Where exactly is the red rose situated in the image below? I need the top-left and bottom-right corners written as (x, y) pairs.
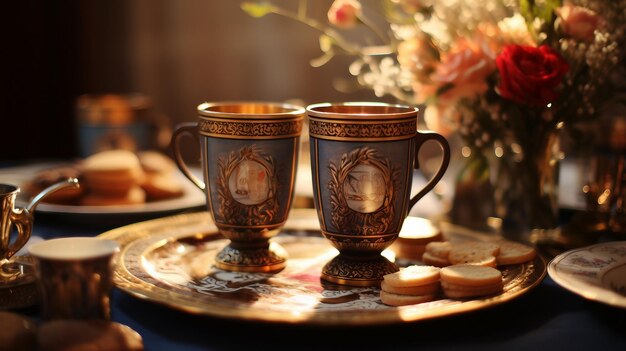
top-left (496, 45), bottom-right (569, 107)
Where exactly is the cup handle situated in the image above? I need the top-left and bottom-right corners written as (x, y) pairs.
top-left (171, 122), bottom-right (206, 191)
top-left (408, 131), bottom-right (451, 210)
top-left (26, 177), bottom-right (79, 212)
top-left (5, 210), bottom-right (32, 261)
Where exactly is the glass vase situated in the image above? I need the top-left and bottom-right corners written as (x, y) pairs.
top-left (449, 152), bottom-right (494, 230)
top-left (489, 129), bottom-right (561, 243)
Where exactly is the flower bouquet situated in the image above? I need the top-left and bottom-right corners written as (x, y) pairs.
top-left (242, 0), bottom-right (626, 237)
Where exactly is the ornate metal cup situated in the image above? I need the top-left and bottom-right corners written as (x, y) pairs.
top-left (29, 237), bottom-right (120, 320)
top-left (307, 102), bottom-right (450, 286)
top-left (1, 179), bottom-right (79, 267)
top-left (172, 102), bottom-right (304, 273)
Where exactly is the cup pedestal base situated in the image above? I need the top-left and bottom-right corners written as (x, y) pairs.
top-left (0, 258), bottom-right (38, 309)
top-left (215, 241), bottom-right (287, 273)
top-left (321, 254), bottom-right (398, 287)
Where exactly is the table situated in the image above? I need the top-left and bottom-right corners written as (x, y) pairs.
top-left (11, 211), bottom-right (626, 351)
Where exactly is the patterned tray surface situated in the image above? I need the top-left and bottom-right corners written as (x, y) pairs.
top-left (100, 209), bottom-right (546, 325)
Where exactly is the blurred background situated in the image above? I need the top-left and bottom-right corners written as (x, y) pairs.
top-left (3, 0), bottom-right (624, 246)
top-left (3, 0), bottom-right (383, 162)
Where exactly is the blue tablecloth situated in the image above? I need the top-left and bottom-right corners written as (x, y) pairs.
top-left (14, 212), bottom-right (626, 351)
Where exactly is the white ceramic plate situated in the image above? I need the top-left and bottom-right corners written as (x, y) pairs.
top-left (0, 162), bottom-right (206, 218)
top-left (548, 241), bottom-right (626, 309)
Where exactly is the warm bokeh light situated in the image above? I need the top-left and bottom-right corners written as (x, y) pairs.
top-left (461, 146), bottom-right (472, 158)
top-left (399, 217), bottom-right (440, 239)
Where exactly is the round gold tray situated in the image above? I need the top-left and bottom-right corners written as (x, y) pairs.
top-left (100, 209), bottom-right (546, 325)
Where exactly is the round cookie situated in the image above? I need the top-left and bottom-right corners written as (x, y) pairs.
top-left (138, 151), bottom-right (176, 175)
top-left (37, 320), bottom-right (143, 351)
top-left (392, 217), bottom-right (443, 260)
top-left (380, 290), bottom-right (436, 306)
top-left (82, 150), bottom-right (144, 196)
top-left (442, 280), bottom-right (504, 298)
top-left (448, 248), bottom-right (497, 267)
top-left (380, 280), bottom-right (440, 296)
top-left (452, 242), bottom-right (500, 256)
top-left (424, 241), bottom-right (453, 259)
top-left (391, 242), bottom-right (427, 261)
top-left (421, 251), bottom-right (451, 267)
top-left (441, 280), bottom-right (504, 292)
top-left (141, 174), bottom-right (184, 201)
top-left (81, 186), bottom-right (146, 206)
top-left (448, 242), bottom-right (500, 267)
top-left (440, 264), bottom-right (502, 287)
top-left (496, 241), bottom-right (537, 265)
top-left (383, 265), bottom-right (440, 287)
top-left (0, 311), bottom-right (37, 351)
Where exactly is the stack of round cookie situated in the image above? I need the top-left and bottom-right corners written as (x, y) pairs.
top-left (379, 265), bottom-right (441, 306)
top-left (390, 217), bottom-right (443, 260)
top-left (422, 240), bottom-right (536, 268)
top-left (25, 150), bottom-right (185, 206)
top-left (81, 150), bottom-right (146, 206)
top-left (138, 151), bottom-right (184, 201)
top-left (440, 264), bottom-right (504, 299)
top-left (380, 239), bottom-right (536, 306)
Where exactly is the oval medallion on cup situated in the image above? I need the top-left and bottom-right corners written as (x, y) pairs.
top-left (228, 160), bottom-right (270, 205)
top-left (344, 161), bottom-right (387, 213)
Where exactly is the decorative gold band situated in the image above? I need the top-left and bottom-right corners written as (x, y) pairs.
top-left (199, 117), bottom-right (303, 139)
top-left (308, 118), bottom-right (416, 141)
top-left (321, 231), bottom-right (399, 239)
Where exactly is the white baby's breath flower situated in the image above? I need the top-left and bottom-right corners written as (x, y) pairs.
top-left (361, 57), bottom-right (412, 97)
top-left (497, 14), bottom-right (535, 45)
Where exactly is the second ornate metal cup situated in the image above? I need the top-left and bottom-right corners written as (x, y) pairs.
top-left (172, 102), bottom-right (304, 273)
top-left (307, 102), bottom-right (450, 286)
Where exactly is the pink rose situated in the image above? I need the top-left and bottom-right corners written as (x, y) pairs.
top-left (496, 45), bottom-right (570, 107)
top-left (556, 3), bottom-right (602, 42)
top-left (428, 38), bottom-right (496, 104)
top-left (327, 0), bottom-right (362, 29)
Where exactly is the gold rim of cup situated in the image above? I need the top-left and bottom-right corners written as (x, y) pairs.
top-left (198, 101), bottom-right (305, 119)
top-left (306, 101), bottom-right (418, 120)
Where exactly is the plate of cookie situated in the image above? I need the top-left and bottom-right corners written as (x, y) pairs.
top-left (1, 150), bottom-right (205, 219)
top-left (548, 241), bottom-right (626, 309)
top-left (101, 209), bottom-right (546, 325)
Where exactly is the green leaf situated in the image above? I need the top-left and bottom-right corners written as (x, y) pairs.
top-left (538, 0), bottom-right (561, 23)
top-left (241, 1), bottom-right (276, 18)
top-left (519, 0), bottom-right (561, 36)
